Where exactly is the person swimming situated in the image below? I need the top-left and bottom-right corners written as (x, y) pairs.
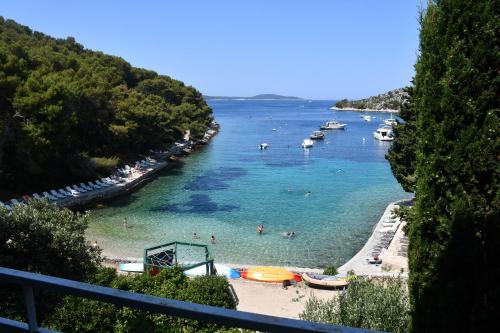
top-left (210, 235), bottom-right (216, 244)
top-left (257, 224), bottom-right (264, 234)
top-left (193, 232), bottom-right (200, 239)
top-left (282, 231), bottom-right (295, 238)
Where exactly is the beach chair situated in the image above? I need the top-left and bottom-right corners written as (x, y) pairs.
top-left (43, 192), bottom-right (58, 201)
top-left (79, 183), bottom-right (93, 191)
top-left (66, 186), bottom-right (81, 195)
top-left (10, 198), bottom-right (24, 206)
top-left (106, 177), bottom-right (119, 184)
top-left (72, 185), bottom-right (86, 193)
top-left (51, 189), bottom-right (66, 199)
top-left (58, 189), bottom-right (71, 197)
top-left (95, 180), bottom-right (108, 187)
top-left (0, 201), bottom-right (12, 210)
top-left (88, 181), bottom-right (101, 190)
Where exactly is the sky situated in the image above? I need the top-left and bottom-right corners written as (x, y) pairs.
top-left (1, 1), bottom-right (422, 99)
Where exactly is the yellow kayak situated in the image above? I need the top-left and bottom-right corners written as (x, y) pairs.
top-left (241, 266), bottom-right (299, 282)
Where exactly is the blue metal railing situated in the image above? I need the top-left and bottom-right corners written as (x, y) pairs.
top-left (0, 267), bottom-right (380, 333)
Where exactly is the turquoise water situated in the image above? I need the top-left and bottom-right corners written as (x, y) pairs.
top-left (87, 100), bottom-right (407, 268)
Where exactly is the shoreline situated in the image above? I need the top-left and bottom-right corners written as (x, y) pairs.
top-left (101, 198), bottom-right (412, 277)
top-left (48, 121), bottom-right (220, 210)
top-left (329, 106), bottom-right (399, 113)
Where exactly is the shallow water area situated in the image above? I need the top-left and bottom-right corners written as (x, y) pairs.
top-left (87, 100), bottom-right (407, 268)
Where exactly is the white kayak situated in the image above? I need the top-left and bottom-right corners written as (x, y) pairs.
top-left (184, 263), bottom-right (240, 279)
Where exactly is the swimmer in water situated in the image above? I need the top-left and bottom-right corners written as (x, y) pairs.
top-left (210, 235), bottom-right (216, 244)
top-left (193, 232), bottom-right (200, 239)
top-left (283, 231), bottom-right (295, 238)
top-left (257, 224), bottom-right (264, 234)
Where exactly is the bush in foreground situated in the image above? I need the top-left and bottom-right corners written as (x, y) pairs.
top-left (300, 276), bottom-right (409, 333)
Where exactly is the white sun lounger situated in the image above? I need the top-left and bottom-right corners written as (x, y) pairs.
top-left (43, 192), bottom-right (58, 201)
top-left (96, 180), bottom-right (109, 187)
top-left (66, 186), bottom-right (80, 195)
top-left (79, 183), bottom-right (93, 191)
top-left (72, 185), bottom-right (86, 193)
top-left (88, 181), bottom-right (101, 190)
top-left (0, 201), bottom-right (12, 210)
top-left (50, 190), bottom-right (65, 199)
top-left (58, 189), bottom-right (71, 197)
top-left (32, 193), bottom-right (44, 200)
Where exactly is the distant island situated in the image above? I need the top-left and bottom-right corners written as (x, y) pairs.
top-left (204, 94), bottom-right (303, 100)
top-left (331, 88), bottom-right (409, 112)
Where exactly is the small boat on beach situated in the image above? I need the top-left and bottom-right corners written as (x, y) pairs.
top-left (320, 120), bottom-right (346, 130)
top-left (184, 263), bottom-right (240, 279)
top-left (302, 138), bottom-right (314, 148)
top-left (241, 266), bottom-right (301, 283)
top-left (373, 125), bottom-right (394, 141)
top-left (301, 272), bottom-right (349, 289)
top-left (310, 131), bottom-right (325, 140)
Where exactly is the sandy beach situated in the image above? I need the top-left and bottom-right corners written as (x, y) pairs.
top-left (101, 198), bottom-right (411, 319)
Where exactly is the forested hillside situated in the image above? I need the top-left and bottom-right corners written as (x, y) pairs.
top-left (334, 88), bottom-right (409, 110)
top-left (0, 17), bottom-right (213, 197)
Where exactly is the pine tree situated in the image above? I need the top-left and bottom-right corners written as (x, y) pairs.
top-left (409, 1), bottom-right (499, 331)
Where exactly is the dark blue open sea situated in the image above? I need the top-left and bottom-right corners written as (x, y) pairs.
top-left (87, 100), bottom-right (407, 268)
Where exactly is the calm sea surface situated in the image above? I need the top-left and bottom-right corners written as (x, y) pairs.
top-left (87, 100), bottom-right (407, 268)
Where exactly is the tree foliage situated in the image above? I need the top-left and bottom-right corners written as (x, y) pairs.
top-left (386, 86), bottom-right (417, 192)
top-left (300, 277), bottom-right (410, 333)
top-left (45, 267), bottom-right (237, 333)
top-left (0, 17), bottom-right (213, 196)
top-left (408, 1), bottom-right (500, 331)
top-left (0, 200), bottom-right (101, 321)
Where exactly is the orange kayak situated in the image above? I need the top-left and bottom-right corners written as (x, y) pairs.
top-left (241, 266), bottom-right (301, 283)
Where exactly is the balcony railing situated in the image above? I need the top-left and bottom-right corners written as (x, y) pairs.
top-left (0, 267), bottom-right (381, 333)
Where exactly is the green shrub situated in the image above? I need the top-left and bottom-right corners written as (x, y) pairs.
top-left (300, 276), bottom-right (410, 333)
top-left (0, 201), bottom-right (101, 321)
top-left (323, 265), bottom-right (338, 276)
top-left (90, 156), bottom-right (120, 173)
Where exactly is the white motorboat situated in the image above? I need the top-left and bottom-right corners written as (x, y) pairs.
top-left (259, 143), bottom-right (268, 150)
top-left (373, 126), bottom-right (394, 141)
top-left (362, 115), bottom-right (372, 122)
top-left (310, 131), bottom-right (325, 140)
top-left (302, 139), bottom-right (314, 148)
top-left (320, 120), bottom-right (347, 130)
top-left (384, 115), bottom-right (397, 126)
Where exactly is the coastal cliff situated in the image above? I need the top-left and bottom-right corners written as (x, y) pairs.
top-left (333, 88), bottom-right (409, 111)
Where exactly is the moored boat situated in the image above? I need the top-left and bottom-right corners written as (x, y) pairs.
top-left (320, 120), bottom-right (347, 130)
top-left (310, 131), bottom-right (325, 140)
top-left (384, 115), bottom-right (397, 126)
top-left (373, 125), bottom-right (394, 141)
top-left (302, 138), bottom-right (314, 148)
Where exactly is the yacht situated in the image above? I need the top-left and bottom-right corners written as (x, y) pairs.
top-left (302, 139), bottom-right (314, 148)
top-left (310, 131), bottom-right (325, 140)
top-left (320, 120), bottom-right (347, 130)
top-left (384, 115), bottom-right (397, 126)
top-left (373, 126), bottom-right (394, 141)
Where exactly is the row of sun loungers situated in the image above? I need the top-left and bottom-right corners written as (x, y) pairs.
top-left (367, 217), bottom-right (402, 264)
top-left (0, 158), bottom-right (160, 211)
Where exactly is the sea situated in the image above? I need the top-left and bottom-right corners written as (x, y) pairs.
top-left (87, 100), bottom-right (408, 268)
